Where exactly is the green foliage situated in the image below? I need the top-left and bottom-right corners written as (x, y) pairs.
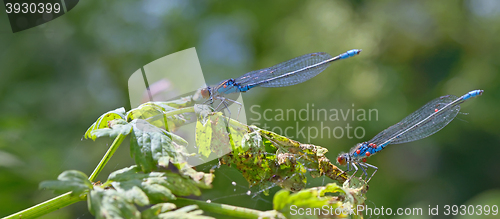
top-left (141, 203), bottom-right (177, 219)
top-left (89, 119), bottom-right (133, 139)
top-left (41, 165), bottom-right (213, 218)
top-left (89, 187), bottom-right (142, 219)
top-left (273, 183), bottom-right (367, 219)
top-left (85, 108), bottom-right (128, 140)
top-left (85, 104), bottom-right (192, 173)
top-left (3, 1), bottom-right (499, 217)
top-left (37, 101), bottom-right (359, 219)
top-left (87, 165), bottom-right (213, 218)
top-left (195, 113), bottom-right (213, 158)
top-left (195, 110), bottom-right (247, 158)
top-left (37, 102), bottom-right (219, 219)
top-left (193, 108), bottom-right (350, 195)
top-left (39, 170), bottom-right (93, 195)
top-left (128, 119), bottom-right (191, 172)
top-left (127, 102), bottom-right (189, 131)
top-left (108, 165), bottom-right (212, 204)
top-left (142, 204), bottom-right (213, 219)
top-left (218, 122), bottom-right (348, 194)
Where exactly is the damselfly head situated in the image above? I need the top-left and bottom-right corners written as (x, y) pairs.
top-left (200, 87), bottom-right (211, 99)
top-left (336, 153), bottom-right (348, 166)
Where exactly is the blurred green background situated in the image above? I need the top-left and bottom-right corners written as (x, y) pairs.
top-left (1, 0), bottom-right (499, 218)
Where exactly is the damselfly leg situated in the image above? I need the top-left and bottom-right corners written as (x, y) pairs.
top-left (221, 97), bottom-right (243, 119)
top-left (358, 162), bottom-right (378, 183)
top-left (345, 161), bottom-right (378, 183)
top-left (211, 94), bottom-right (243, 120)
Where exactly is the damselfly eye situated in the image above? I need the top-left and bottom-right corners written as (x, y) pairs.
top-left (200, 88), bottom-right (210, 99)
top-left (337, 155), bottom-right (346, 165)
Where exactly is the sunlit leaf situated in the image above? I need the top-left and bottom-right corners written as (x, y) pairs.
top-left (155, 95), bottom-right (196, 109)
top-left (209, 114), bottom-right (232, 156)
top-left (195, 114), bottom-right (212, 158)
top-left (39, 170), bottom-right (93, 195)
top-left (227, 121), bottom-right (247, 150)
top-left (195, 111), bottom-right (248, 158)
top-left (127, 103), bottom-right (174, 122)
top-left (84, 107), bottom-right (127, 140)
top-left (127, 102), bottom-right (188, 131)
top-left (89, 119), bottom-right (133, 139)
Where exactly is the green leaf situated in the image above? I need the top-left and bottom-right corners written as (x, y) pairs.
top-left (89, 166), bottom-right (214, 219)
top-left (142, 204), bottom-right (213, 219)
top-left (129, 119), bottom-right (190, 172)
top-left (90, 119), bottom-right (133, 139)
top-left (106, 165), bottom-right (213, 205)
top-left (85, 107), bottom-right (127, 140)
top-left (195, 111), bottom-right (248, 158)
top-left (127, 102), bottom-right (187, 131)
top-left (227, 121), bottom-right (246, 150)
top-left (141, 203), bottom-right (176, 219)
top-left (108, 165), bottom-right (149, 181)
top-left (39, 170), bottom-right (93, 195)
top-left (219, 126), bottom-right (348, 194)
top-left (193, 104), bottom-right (212, 119)
top-left (160, 172), bottom-right (203, 197)
top-left (155, 94), bottom-right (196, 108)
top-left (127, 103), bottom-right (173, 122)
top-left (273, 183), bottom-right (365, 219)
top-left (195, 114), bottom-right (212, 158)
top-left (209, 114), bottom-right (232, 156)
top-left (175, 165), bottom-right (214, 190)
top-left (89, 187), bottom-right (141, 219)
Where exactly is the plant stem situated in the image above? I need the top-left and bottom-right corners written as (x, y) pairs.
top-left (2, 106), bottom-right (200, 219)
top-left (89, 107), bottom-right (194, 182)
top-left (2, 133), bottom-right (126, 219)
top-left (172, 197), bottom-right (267, 219)
top-left (88, 133), bottom-right (126, 181)
top-left (2, 192), bottom-right (86, 219)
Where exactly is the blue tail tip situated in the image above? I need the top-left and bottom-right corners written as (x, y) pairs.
top-left (472, 89), bottom-right (484, 96)
top-left (342, 49), bottom-right (362, 59)
top-left (463, 89), bottom-right (483, 100)
top-left (348, 49), bottom-right (362, 55)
